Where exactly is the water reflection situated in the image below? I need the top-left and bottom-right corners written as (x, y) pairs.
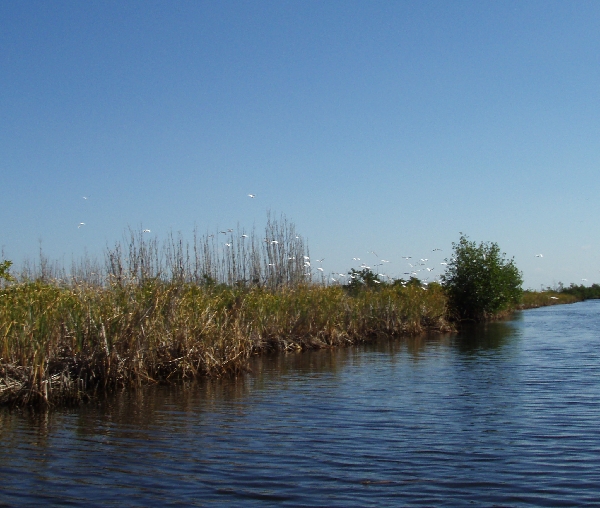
top-left (452, 317), bottom-right (520, 355)
top-left (2, 302), bottom-right (600, 507)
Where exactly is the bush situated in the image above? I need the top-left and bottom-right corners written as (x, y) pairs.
top-left (0, 260), bottom-right (14, 283)
top-left (441, 235), bottom-right (523, 322)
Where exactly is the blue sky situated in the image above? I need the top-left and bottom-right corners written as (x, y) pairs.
top-left (1, 0), bottom-right (599, 289)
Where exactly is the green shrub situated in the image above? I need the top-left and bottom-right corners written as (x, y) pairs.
top-left (441, 235), bottom-right (523, 322)
top-left (0, 260), bottom-right (14, 283)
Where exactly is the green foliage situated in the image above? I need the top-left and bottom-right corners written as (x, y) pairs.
top-left (345, 268), bottom-right (382, 294)
top-left (441, 235), bottom-right (523, 322)
top-left (560, 283), bottom-right (600, 300)
top-left (0, 260), bottom-right (14, 283)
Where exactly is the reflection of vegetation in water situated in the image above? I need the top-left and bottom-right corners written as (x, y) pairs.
top-left (453, 320), bottom-right (519, 355)
top-left (0, 275), bottom-right (450, 408)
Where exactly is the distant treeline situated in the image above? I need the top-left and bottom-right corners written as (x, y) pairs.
top-left (558, 283), bottom-right (600, 301)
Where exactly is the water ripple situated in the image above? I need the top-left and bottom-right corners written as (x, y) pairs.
top-left (2, 300), bottom-right (600, 506)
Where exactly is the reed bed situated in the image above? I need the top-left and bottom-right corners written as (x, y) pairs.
top-left (0, 280), bottom-right (451, 408)
top-left (1, 216), bottom-right (451, 408)
top-left (518, 290), bottom-right (579, 309)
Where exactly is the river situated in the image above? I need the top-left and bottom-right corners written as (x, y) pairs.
top-left (1, 300), bottom-right (600, 506)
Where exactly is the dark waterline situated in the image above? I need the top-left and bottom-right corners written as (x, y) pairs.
top-left (2, 301), bottom-right (600, 506)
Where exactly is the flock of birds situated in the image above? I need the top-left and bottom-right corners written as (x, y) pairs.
top-left (75, 193), bottom-right (594, 286)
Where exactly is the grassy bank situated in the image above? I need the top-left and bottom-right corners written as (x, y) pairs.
top-left (518, 290), bottom-right (580, 309)
top-left (0, 278), bottom-right (450, 408)
top-left (2, 220), bottom-right (592, 408)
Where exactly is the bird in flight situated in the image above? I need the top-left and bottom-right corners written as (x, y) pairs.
top-left (535, 254), bottom-right (543, 258)
top-left (143, 229), bottom-right (151, 233)
top-left (248, 194), bottom-right (255, 198)
top-left (78, 222), bottom-right (85, 228)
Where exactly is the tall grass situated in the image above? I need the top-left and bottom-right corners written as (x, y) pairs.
top-left (0, 281), bottom-right (450, 407)
top-left (1, 215), bottom-right (454, 407)
top-left (519, 290), bottom-right (579, 309)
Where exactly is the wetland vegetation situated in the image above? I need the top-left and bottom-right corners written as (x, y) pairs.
top-left (0, 220), bottom-right (594, 408)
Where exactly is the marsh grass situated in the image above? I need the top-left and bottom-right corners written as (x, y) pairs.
top-left (1, 216), bottom-right (451, 408)
top-left (0, 280), bottom-right (451, 408)
top-left (519, 290), bottom-right (579, 309)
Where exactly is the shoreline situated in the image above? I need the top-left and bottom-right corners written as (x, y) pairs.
top-left (0, 280), bottom-right (591, 410)
top-left (0, 280), bottom-right (451, 408)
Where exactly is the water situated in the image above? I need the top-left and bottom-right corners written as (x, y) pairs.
top-left (2, 301), bottom-right (600, 506)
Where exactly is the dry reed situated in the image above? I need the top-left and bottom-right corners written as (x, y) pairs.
top-left (1, 215), bottom-right (452, 408)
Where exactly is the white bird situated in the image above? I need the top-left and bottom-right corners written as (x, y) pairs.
top-left (381, 259), bottom-right (390, 263)
top-left (78, 222), bottom-right (85, 228)
top-left (317, 267), bottom-right (324, 272)
top-left (536, 254), bottom-right (543, 258)
top-left (271, 240), bottom-right (279, 244)
top-left (248, 194), bottom-right (255, 198)
top-left (373, 280), bottom-right (381, 284)
top-left (304, 261), bottom-right (311, 267)
top-left (143, 229), bottom-right (151, 233)
top-left (550, 296), bottom-right (559, 300)
top-left (440, 262), bottom-right (448, 265)
top-left (432, 248), bottom-right (442, 252)
top-left (242, 234), bottom-right (248, 238)
top-left (225, 243), bottom-right (232, 247)
top-left (353, 257), bottom-right (361, 261)
top-left (303, 256), bottom-right (310, 260)
top-left (82, 196), bottom-right (88, 200)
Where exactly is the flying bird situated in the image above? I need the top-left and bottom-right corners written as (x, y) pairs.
top-left (248, 194), bottom-right (255, 198)
top-left (78, 223), bottom-right (85, 228)
top-left (143, 229), bottom-right (151, 233)
top-left (536, 254), bottom-right (543, 258)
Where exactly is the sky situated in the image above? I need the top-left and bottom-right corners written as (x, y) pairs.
top-left (1, 0), bottom-right (599, 290)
